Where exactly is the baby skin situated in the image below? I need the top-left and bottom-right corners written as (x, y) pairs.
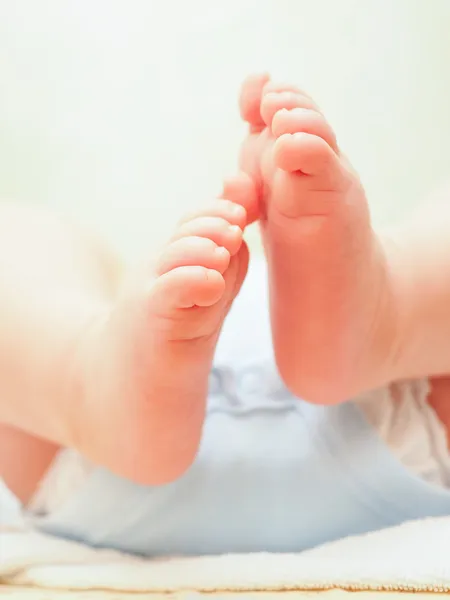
top-left (238, 74), bottom-right (450, 422)
top-left (4, 74), bottom-right (450, 501)
top-left (75, 176), bottom-right (258, 484)
top-left (72, 71), bottom-right (400, 486)
top-left (239, 74), bottom-right (400, 404)
top-left (0, 177), bottom-right (259, 496)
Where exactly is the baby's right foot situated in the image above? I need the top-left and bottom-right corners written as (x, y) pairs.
top-left (239, 75), bottom-right (402, 404)
top-left (70, 176), bottom-right (256, 485)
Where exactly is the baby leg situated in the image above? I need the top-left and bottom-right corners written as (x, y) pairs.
top-left (0, 176), bottom-right (257, 502)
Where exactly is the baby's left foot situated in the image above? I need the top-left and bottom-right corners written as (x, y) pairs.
top-left (239, 75), bottom-right (401, 403)
top-left (69, 177), bottom-right (255, 485)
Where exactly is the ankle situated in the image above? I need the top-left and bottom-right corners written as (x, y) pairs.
top-left (343, 232), bottom-right (410, 396)
top-left (370, 233), bottom-right (408, 383)
top-left (378, 227), bottom-right (437, 384)
top-left (60, 304), bottom-right (112, 452)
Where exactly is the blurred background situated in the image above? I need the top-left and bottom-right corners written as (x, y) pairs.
top-left (1, 0), bottom-right (450, 514)
top-left (1, 0), bottom-right (450, 261)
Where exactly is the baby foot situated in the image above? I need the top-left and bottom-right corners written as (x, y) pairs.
top-left (72, 175), bottom-right (256, 484)
top-left (239, 75), bottom-right (400, 404)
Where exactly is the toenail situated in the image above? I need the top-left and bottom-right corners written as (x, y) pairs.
top-left (231, 204), bottom-right (246, 218)
top-left (228, 225), bottom-right (242, 236)
top-left (214, 246), bottom-right (229, 258)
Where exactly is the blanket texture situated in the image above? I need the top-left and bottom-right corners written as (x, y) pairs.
top-left (0, 591), bottom-right (444, 599)
top-left (1, 517), bottom-right (450, 595)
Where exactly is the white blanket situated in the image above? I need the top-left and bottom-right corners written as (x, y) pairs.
top-left (1, 517), bottom-right (450, 594)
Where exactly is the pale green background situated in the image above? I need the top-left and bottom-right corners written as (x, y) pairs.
top-left (0, 0), bottom-right (449, 262)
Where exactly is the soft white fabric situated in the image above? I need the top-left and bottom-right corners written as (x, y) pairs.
top-left (2, 517), bottom-right (450, 593)
top-left (29, 378), bottom-right (450, 516)
top-left (30, 449), bottom-right (92, 516)
top-left (359, 379), bottom-right (450, 488)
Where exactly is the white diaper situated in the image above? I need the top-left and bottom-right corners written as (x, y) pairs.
top-left (360, 379), bottom-right (450, 488)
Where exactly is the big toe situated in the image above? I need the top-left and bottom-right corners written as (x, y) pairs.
top-left (270, 101), bottom-right (346, 191)
top-left (260, 84), bottom-right (321, 130)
